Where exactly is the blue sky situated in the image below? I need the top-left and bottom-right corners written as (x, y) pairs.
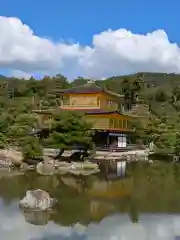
top-left (0, 0), bottom-right (180, 79)
top-left (1, 0), bottom-right (178, 44)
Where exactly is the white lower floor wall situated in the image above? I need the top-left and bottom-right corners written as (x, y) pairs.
top-left (117, 134), bottom-right (127, 148)
top-left (109, 132), bottom-right (127, 148)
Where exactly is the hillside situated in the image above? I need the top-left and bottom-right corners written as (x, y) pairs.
top-left (0, 74), bottom-right (7, 79)
top-left (0, 72), bottom-right (179, 114)
top-left (0, 72), bottom-right (179, 154)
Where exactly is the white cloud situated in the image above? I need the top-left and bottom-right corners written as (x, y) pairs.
top-left (10, 70), bottom-right (31, 80)
top-left (0, 198), bottom-right (180, 240)
top-left (0, 16), bottom-right (180, 79)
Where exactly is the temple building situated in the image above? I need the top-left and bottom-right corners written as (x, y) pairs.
top-left (34, 81), bottom-right (134, 149)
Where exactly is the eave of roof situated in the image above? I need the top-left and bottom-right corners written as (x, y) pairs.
top-left (60, 108), bottom-right (132, 117)
top-left (85, 110), bottom-right (123, 115)
top-left (33, 108), bottom-right (134, 118)
top-left (104, 89), bottom-right (124, 98)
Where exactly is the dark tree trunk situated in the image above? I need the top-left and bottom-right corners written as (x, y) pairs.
top-left (54, 148), bottom-right (65, 159)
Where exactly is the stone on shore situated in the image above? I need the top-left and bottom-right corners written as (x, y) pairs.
top-left (36, 160), bottom-right (100, 176)
top-left (0, 157), bottom-right (12, 168)
top-left (0, 148), bottom-right (23, 168)
top-left (20, 163), bottom-right (36, 171)
top-left (36, 158), bottom-right (56, 176)
top-left (4, 148), bottom-right (23, 166)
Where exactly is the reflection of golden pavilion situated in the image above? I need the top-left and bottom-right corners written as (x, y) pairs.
top-left (86, 178), bottom-right (133, 199)
top-left (60, 175), bottom-right (133, 199)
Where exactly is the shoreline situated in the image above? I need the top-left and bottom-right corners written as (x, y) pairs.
top-left (0, 147), bottom-right (157, 178)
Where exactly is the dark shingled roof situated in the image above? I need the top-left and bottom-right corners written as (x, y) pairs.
top-left (84, 110), bottom-right (133, 118)
top-left (61, 81), bottom-right (124, 98)
top-left (32, 108), bottom-right (134, 118)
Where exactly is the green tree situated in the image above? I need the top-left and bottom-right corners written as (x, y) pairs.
top-left (155, 87), bottom-right (172, 102)
top-left (72, 77), bottom-right (88, 86)
top-left (0, 113), bottom-right (14, 147)
top-left (21, 136), bottom-right (43, 160)
top-left (130, 118), bottom-right (150, 144)
top-left (44, 111), bottom-right (93, 150)
top-left (8, 113), bottom-right (39, 146)
top-left (175, 133), bottom-right (180, 156)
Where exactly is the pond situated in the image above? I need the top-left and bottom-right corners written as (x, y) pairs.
top-left (1, 162), bottom-right (180, 239)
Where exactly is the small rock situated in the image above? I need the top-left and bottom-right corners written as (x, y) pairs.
top-left (0, 158), bottom-right (12, 169)
top-left (20, 163), bottom-right (29, 171)
top-left (36, 162), bottom-right (56, 176)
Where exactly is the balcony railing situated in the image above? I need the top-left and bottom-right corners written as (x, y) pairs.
top-left (61, 104), bottom-right (119, 111)
top-left (61, 101), bottom-right (100, 109)
top-left (60, 102), bottom-right (100, 109)
top-left (87, 117), bottom-right (132, 131)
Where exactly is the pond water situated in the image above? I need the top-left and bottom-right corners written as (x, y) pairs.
top-left (1, 162), bottom-right (180, 239)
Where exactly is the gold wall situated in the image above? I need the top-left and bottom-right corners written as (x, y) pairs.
top-left (61, 93), bottom-right (120, 111)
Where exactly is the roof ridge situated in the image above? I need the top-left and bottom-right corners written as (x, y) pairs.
top-left (71, 80), bottom-right (100, 88)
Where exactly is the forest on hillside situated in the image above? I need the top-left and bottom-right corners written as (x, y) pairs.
top-left (1, 72), bottom-right (180, 112)
top-left (1, 72), bottom-right (180, 158)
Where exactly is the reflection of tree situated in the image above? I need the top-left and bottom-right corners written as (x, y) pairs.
top-left (86, 177), bottom-right (133, 199)
top-left (129, 162), bottom-right (180, 213)
top-left (128, 198), bottom-right (139, 223)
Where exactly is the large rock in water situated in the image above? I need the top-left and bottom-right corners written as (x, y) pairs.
top-left (19, 189), bottom-right (56, 211)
